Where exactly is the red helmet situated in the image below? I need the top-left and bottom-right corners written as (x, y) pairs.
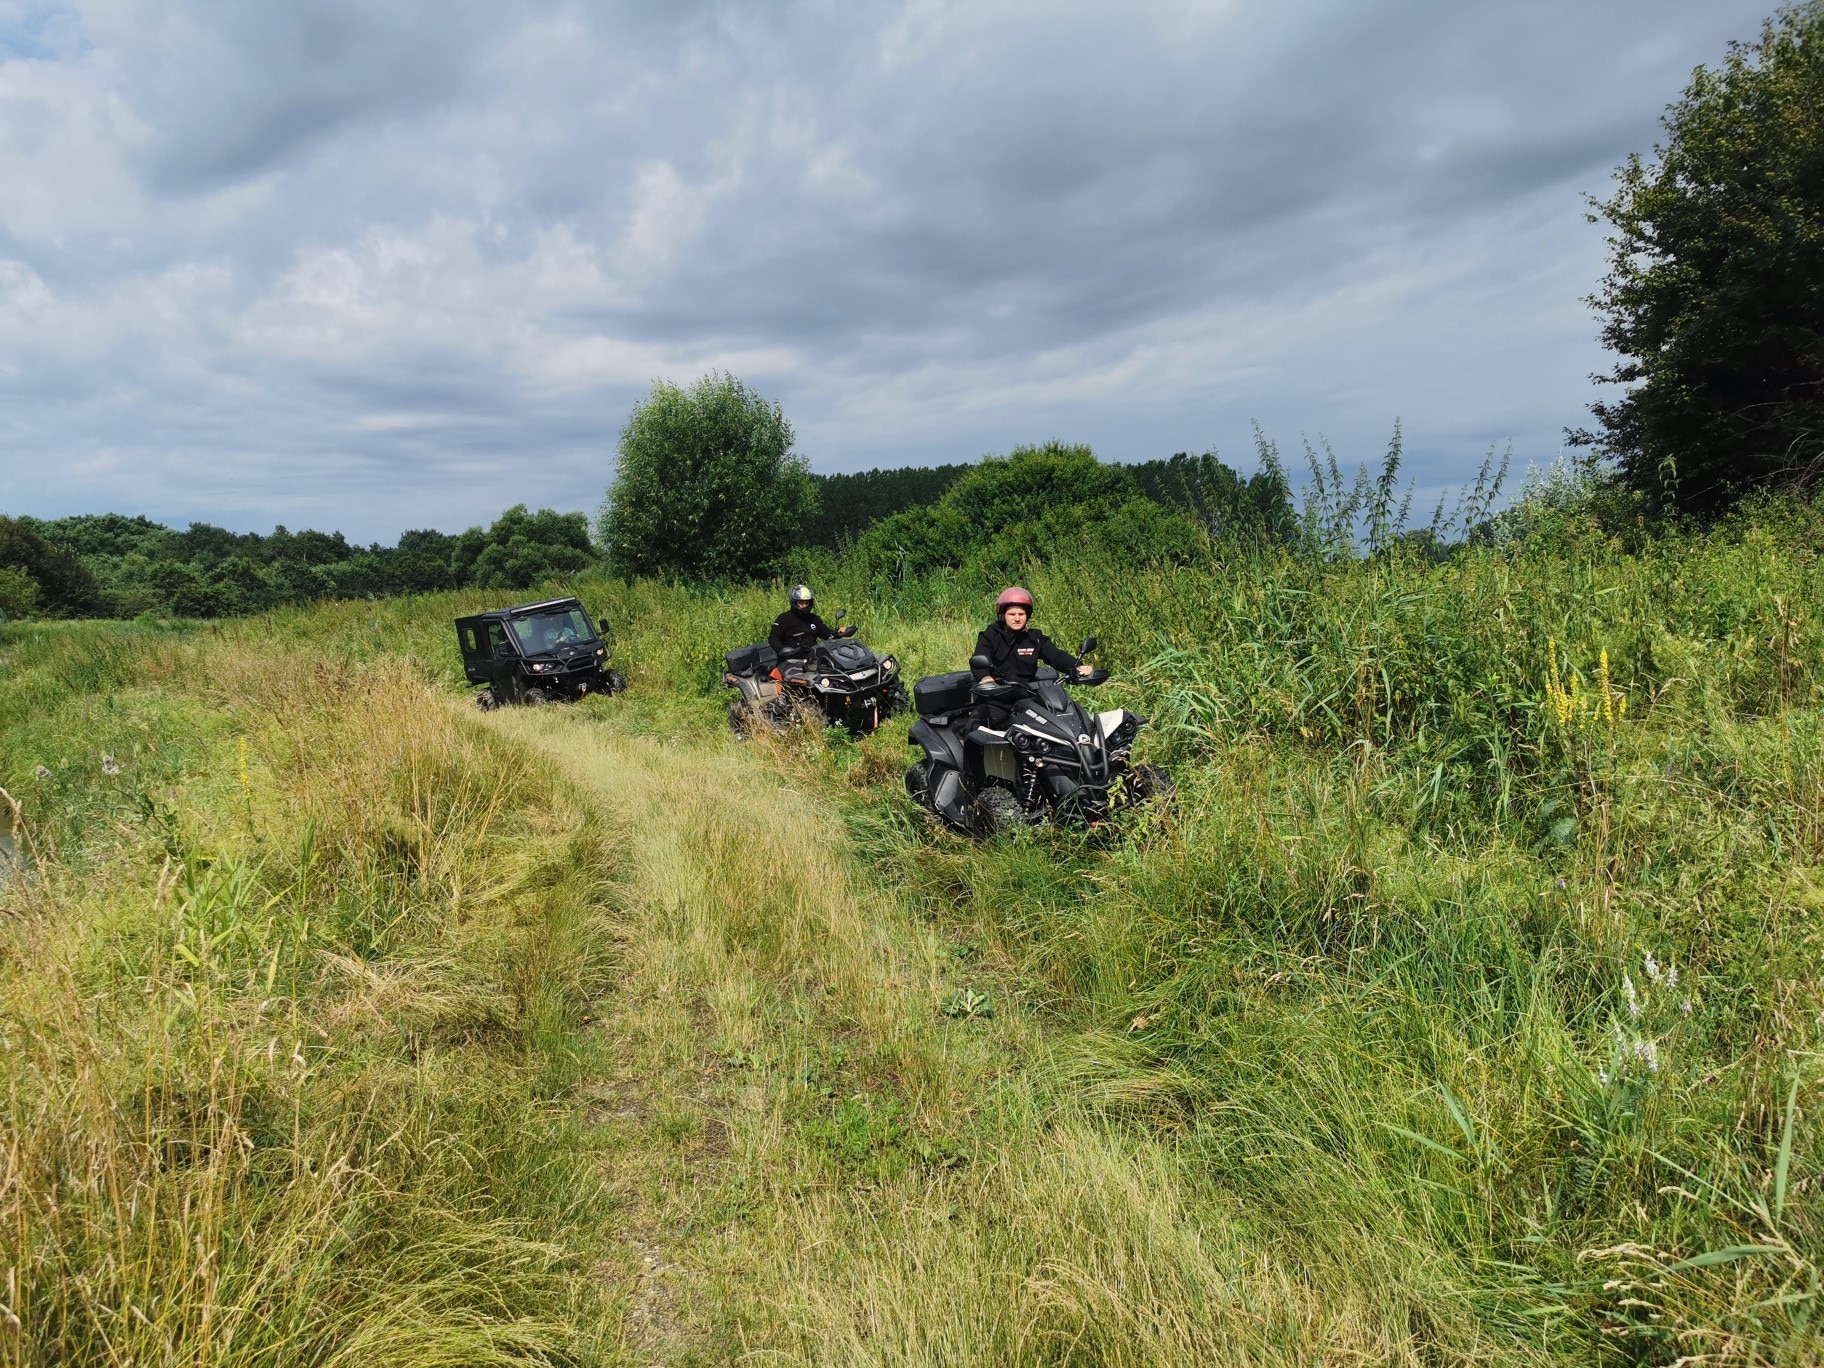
top-left (996, 585), bottom-right (1034, 616)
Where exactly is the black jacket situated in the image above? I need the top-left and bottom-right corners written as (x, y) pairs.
top-left (971, 620), bottom-right (1078, 683)
top-left (769, 608), bottom-right (834, 655)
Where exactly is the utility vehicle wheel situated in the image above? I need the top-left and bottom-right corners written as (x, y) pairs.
top-left (905, 759), bottom-right (936, 803)
top-left (476, 689), bottom-right (498, 711)
top-left (526, 688), bottom-right (554, 706)
top-left (605, 669), bottom-right (628, 695)
top-left (977, 787), bottom-right (1026, 834)
top-left (1126, 763), bottom-right (1175, 807)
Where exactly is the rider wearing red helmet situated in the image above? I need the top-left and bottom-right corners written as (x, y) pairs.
top-left (972, 586), bottom-right (1090, 689)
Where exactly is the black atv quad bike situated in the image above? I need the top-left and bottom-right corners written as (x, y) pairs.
top-left (904, 637), bottom-right (1171, 834)
top-left (456, 597), bottom-right (627, 709)
top-left (724, 610), bottom-right (909, 738)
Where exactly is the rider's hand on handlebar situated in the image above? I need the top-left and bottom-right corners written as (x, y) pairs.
top-left (1076, 663), bottom-right (1093, 676)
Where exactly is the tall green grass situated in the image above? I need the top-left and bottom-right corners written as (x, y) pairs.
top-left (7, 490), bottom-right (1824, 1361)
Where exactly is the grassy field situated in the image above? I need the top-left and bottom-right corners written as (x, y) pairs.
top-left (5, 494), bottom-right (1824, 1363)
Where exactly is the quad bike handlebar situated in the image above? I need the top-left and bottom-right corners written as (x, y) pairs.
top-left (970, 667), bottom-right (1111, 702)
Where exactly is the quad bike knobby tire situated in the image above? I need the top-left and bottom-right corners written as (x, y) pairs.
top-left (905, 758), bottom-right (936, 803)
top-left (728, 699), bottom-right (757, 740)
top-left (976, 787), bottom-right (1028, 834)
top-left (1124, 763), bottom-right (1175, 807)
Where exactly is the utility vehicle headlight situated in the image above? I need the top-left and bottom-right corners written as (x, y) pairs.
top-left (532, 663), bottom-right (548, 672)
top-left (596, 647), bottom-right (605, 656)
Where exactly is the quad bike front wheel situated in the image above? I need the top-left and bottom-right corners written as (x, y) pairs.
top-left (1122, 763), bottom-right (1175, 807)
top-left (976, 787), bottom-right (1029, 835)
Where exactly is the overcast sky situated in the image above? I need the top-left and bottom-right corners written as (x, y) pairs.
top-left (0, 0), bottom-right (1778, 541)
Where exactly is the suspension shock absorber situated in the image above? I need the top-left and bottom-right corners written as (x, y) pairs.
top-left (1016, 755), bottom-right (1044, 811)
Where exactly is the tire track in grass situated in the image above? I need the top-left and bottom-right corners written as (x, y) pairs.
top-left (484, 706), bottom-right (1440, 1365)
top-left (486, 706), bottom-right (969, 1361)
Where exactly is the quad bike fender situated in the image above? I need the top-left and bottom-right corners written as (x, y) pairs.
top-left (907, 717), bottom-right (965, 772)
top-left (925, 763), bottom-right (978, 834)
top-left (728, 675), bottom-right (782, 703)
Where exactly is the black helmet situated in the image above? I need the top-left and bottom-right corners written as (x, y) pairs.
top-left (789, 584), bottom-right (814, 611)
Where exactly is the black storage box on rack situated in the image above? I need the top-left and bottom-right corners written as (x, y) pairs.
top-left (726, 643), bottom-right (777, 676)
top-left (914, 670), bottom-right (975, 716)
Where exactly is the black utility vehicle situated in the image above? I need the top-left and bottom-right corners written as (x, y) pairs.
top-left (456, 597), bottom-right (626, 709)
top-left (905, 638), bottom-right (1171, 834)
top-left (723, 610), bottom-right (909, 738)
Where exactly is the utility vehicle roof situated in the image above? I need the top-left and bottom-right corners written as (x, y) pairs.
top-left (464, 596), bottom-right (586, 622)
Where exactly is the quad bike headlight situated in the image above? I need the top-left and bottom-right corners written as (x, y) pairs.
top-left (881, 656), bottom-right (898, 674)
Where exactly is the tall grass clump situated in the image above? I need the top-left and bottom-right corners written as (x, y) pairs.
top-left (0, 637), bottom-right (624, 1365)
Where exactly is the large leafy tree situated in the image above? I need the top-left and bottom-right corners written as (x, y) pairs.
top-left (598, 373), bottom-right (816, 580)
top-left (1576, 3), bottom-right (1824, 515)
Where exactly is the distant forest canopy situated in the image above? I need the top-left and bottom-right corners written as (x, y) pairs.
top-left (0, 504), bottom-right (595, 621)
top-left (2, 439), bottom-right (1494, 621)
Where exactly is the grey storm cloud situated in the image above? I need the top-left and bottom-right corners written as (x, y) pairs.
top-left (0, 0), bottom-right (1782, 540)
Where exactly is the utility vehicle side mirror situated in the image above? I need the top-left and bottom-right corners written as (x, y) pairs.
top-left (1079, 635), bottom-right (1098, 657)
top-left (969, 654), bottom-right (992, 673)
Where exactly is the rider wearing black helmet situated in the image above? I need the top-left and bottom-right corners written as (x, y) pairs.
top-left (769, 584), bottom-right (853, 657)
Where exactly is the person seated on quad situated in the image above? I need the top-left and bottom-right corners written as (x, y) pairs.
top-left (768, 584), bottom-right (854, 658)
top-left (971, 586), bottom-right (1091, 726)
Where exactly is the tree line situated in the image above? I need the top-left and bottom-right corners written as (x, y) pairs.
top-left (0, 505), bottom-right (595, 620)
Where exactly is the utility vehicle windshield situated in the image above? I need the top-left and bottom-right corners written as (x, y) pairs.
top-left (509, 608), bottom-right (595, 654)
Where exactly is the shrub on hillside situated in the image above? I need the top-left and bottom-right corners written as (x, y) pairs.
top-left (599, 373), bottom-right (816, 581)
top-left (856, 441), bottom-right (1204, 579)
top-left (0, 563), bottom-right (38, 619)
top-left (804, 463), bottom-right (974, 548)
top-left (453, 505), bottom-right (596, 591)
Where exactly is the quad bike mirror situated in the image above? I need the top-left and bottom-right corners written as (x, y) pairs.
top-left (835, 608), bottom-right (848, 622)
top-left (969, 654), bottom-right (992, 672)
top-left (1078, 635), bottom-right (1098, 657)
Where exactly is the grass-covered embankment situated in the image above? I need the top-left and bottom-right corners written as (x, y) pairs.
top-left (0, 624), bottom-right (628, 1363)
top-left (6, 491), bottom-right (1824, 1363)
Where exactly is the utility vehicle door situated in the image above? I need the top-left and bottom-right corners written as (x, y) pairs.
top-left (456, 618), bottom-right (491, 685)
top-left (484, 620), bottom-right (521, 700)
